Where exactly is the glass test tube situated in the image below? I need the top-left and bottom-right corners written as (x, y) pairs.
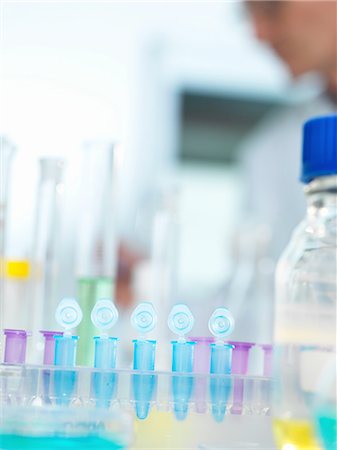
top-left (31, 158), bottom-right (65, 362)
top-left (76, 142), bottom-right (116, 366)
top-left (0, 138), bottom-right (16, 356)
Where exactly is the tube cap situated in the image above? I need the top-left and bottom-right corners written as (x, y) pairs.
top-left (168, 304), bottom-right (194, 338)
top-left (91, 299), bottom-right (118, 330)
top-left (55, 298), bottom-right (83, 331)
top-left (208, 308), bottom-right (235, 340)
top-left (131, 302), bottom-right (157, 335)
top-left (301, 115), bottom-right (337, 183)
top-left (40, 330), bottom-right (63, 365)
top-left (3, 329), bottom-right (31, 364)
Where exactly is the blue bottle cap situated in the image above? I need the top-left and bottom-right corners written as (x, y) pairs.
top-left (168, 304), bottom-right (194, 338)
top-left (55, 298), bottom-right (83, 331)
top-left (208, 308), bottom-right (235, 339)
top-left (91, 299), bottom-right (119, 330)
top-left (301, 114), bottom-right (337, 183)
top-left (131, 302), bottom-right (157, 335)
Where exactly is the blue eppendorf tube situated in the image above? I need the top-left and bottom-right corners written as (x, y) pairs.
top-left (172, 341), bottom-right (195, 420)
top-left (210, 343), bottom-right (234, 422)
top-left (208, 307), bottom-right (235, 422)
top-left (133, 339), bottom-right (157, 420)
top-left (54, 335), bottom-right (79, 405)
top-left (53, 298), bottom-right (83, 405)
top-left (131, 302), bottom-right (158, 420)
top-left (168, 304), bottom-right (196, 421)
top-left (92, 337), bottom-right (119, 408)
top-left (90, 298), bottom-right (120, 408)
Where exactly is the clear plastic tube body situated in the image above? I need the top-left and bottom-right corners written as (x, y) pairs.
top-left (132, 339), bottom-right (157, 420)
top-left (94, 336), bottom-right (118, 369)
top-left (54, 335), bottom-right (78, 367)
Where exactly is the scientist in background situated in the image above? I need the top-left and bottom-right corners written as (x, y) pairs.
top-left (242, 0), bottom-right (336, 258)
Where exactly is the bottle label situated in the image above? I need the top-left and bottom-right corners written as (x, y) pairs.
top-left (274, 303), bottom-right (336, 347)
top-left (299, 348), bottom-right (335, 393)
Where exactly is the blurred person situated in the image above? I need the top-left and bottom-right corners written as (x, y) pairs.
top-left (118, 1), bottom-right (337, 312)
top-left (247, 0), bottom-right (336, 98)
top-left (241, 0), bottom-right (336, 258)
top-left (218, 0), bottom-right (336, 346)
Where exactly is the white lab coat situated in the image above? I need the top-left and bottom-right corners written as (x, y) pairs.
top-left (241, 94), bottom-right (336, 259)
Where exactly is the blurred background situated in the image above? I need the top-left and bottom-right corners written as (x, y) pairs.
top-left (0, 1), bottom-right (334, 367)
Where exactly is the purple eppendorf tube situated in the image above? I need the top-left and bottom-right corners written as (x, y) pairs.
top-left (40, 330), bottom-right (64, 402)
top-left (189, 336), bottom-right (215, 413)
top-left (3, 329), bottom-right (31, 364)
top-left (40, 330), bottom-right (63, 365)
top-left (227, 341), bottom-right (254, 415)
top-left (261, 344), bottom-right (273, 377)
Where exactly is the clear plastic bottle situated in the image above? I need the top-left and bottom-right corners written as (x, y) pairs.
top-left (273, 115), bottom-right (337, 450)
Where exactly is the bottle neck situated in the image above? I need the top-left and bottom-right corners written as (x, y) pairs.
top-left (304, 175), bottom-right (337, 219)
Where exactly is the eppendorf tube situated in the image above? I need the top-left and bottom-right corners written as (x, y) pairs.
top-left (261, 344), bottom-right (273, 377)
top-left (40, 330), bottom-right (63, 365)
top-left (3, 329), bottom-right (31, 364)
top-left (76, 141), bottom-right (117, 366)
top-left (228, 341), bottom-right (254, 414)
top-left (168, 304), bottom-right (195, 420)
top-left (189, 337), bottom-right (214, 413)
top-left (208, 308), bottom-right (235, 422)
top-left (91, 299), bottom-right (119, 367)
top-left (131, 302), bottom-right (158, 420)
top-left (54, 335), bottom-right (79, 366)
top-left (53, 298), bottom-right (82, 405)
top-left (94, 336), bottom-right (118, 368)
top-left (40, 330), bottom-right (63, 401)
top-left (91, 299), bottom-right (119, 407)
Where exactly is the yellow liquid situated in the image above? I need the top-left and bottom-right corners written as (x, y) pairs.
top-left (273, 418), bottom-right (322, 450)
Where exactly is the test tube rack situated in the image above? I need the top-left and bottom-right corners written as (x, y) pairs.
top-left (0, 363), bottom-right (275, 449)
top-left (0, 363), bottom-right (271, 415)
